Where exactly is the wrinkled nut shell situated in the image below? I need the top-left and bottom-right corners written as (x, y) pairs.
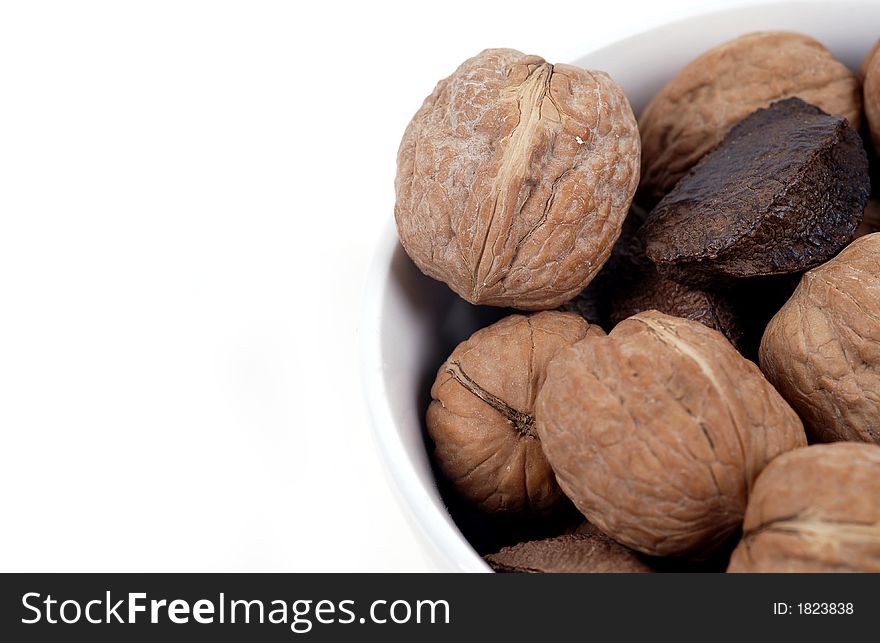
top-left (864, 47), bottom-right (880, 155)
top-left (860, 40), bottom-right (880, 80)
top-left (728, 443), bottom-right (880, 572)
top-left (395, 48), bottom-right (640, 310)
top-left (639, 32), bottom-right (861, 202)
top-left (486, 533), bottom-right (653, 573)
top-left (535, 311), bottom-right (806, 557)
top-left (760, 233), bottom-right (880, 444)
top-left (427, 311), bottom-right (603, 514)
top-left (641, 98), bottom-right (869, 287)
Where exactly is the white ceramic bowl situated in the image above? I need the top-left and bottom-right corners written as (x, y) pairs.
top-left (362, 1), bottom-right (880, 572)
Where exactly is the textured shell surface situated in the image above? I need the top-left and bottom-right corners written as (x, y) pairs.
top-left (395, 48), bottom-right (640, 310)
top-left (536, 311), bottom-right (806, 556)
top-left (427, 311), bottom-right (602, 514)
top-left (486, 533), bottom-right (653, 573)
top-left (728, 443), bottom-right (880, 572)
top-left (641, 98), bottom-right (868, 286)
top-left (639, 32), bottom-right (861, 203)
top-left (760, 233), bottom-right (880, 444)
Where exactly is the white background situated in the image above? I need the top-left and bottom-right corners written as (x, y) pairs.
top-left (0, 0), bottom-right (800, 571)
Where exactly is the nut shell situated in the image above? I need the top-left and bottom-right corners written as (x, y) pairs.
top-left (642, 98), bottom-right (869, 287)
top-left (728, 443), bottom-right (880, 572)
top-left (427, 311), bottom-right (602, 514)
top-left (759, 233), bottom-right (880, 444)
top-left (639, 32), bottom-right (861, 202)
top-left (535, 311), bottom-right (806, 556)
top-left (860, 40), bottom-right (880, 80)
top-left (486, 533), bottom-right (653, 573)
top-left (864, 45), bottom-right (880, 154)
top-left (395, 48), bottom-right (640, 310)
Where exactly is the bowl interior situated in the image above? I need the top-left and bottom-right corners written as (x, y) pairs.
top-left (363, 0), bottom-right (880, 572)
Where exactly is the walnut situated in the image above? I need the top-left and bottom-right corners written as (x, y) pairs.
top-left (728, 443), bottom-right (880, 572)
top-left (641, 98), bottom-right (869, 287)
top-left (427, 311), bottom-right (603, 514)
top-left (535, 311), bottom-right (806, 557)
top-left (759, 233), bottom-right (880, 444)
top-left (485, 532), bottom-right (653, 573)
top-left (395, 49), bottom-right (640, 310)
top-left (861, 40), bottom-right (880, 80)
top-left (639, 32), bottom-right (861, 203)
top-left (865, 48), bottom-right (880, 155)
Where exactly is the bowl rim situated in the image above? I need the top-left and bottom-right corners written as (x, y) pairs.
top-left (360, 0), bottom-right (878, 573)
top-left (361, 221), bottom-right (490, 572)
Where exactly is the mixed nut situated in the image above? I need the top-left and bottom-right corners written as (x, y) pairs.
top-left (394, 34), bottom-right (880, 573)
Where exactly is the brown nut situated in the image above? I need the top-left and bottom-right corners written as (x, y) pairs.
top-left (395, 49), bottom-right (640, 310)
top-left (759, 233), bottom-right (880, 444)
top-left (728, 443), bottom-right (880, 572)
top-left (641, 98), bottom-right (869, 287)
top-left (485, 533), bottom-right (653, 573)
top-left (860, 40), bottom-right (880, 80)
top-left (427, 311), bottom-right (603, 514)
top-left (639, 32), bottom-right (861, 203)
top-left (535, 311), bottom-right (806, 557)
top-left (865, 44), bottom-right (880, 153)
